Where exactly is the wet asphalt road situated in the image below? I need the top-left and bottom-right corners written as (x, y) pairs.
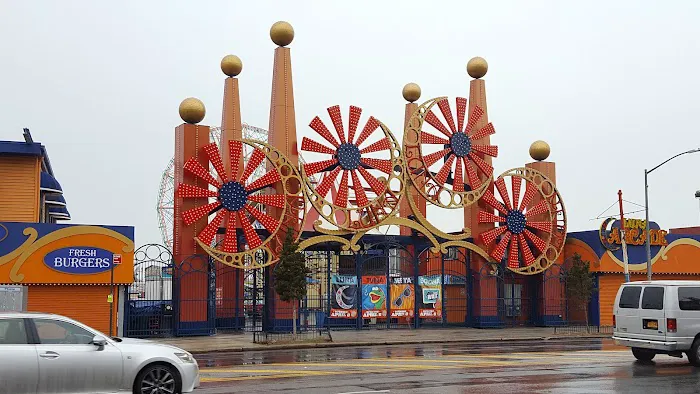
top-left (192, 338), bottom-right (700, 393)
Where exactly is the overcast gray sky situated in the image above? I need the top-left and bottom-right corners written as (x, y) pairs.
top-left (1, 0), bottom-right (699, 247)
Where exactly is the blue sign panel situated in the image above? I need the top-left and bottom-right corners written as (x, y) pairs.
top-left (44, 247), bottom-right (114, 274)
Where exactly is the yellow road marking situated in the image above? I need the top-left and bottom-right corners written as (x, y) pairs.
top-left (198, 349), bottom-right (635, 383)
top-left (199, 355), bottom-right (628, 383)
top-left (201, 366), bottom-right (458, 383)
top-left (200, 351), bottom-right (631, 372)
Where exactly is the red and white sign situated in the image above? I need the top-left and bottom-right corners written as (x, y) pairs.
top-left (419, 309), bottom-right (440, 318)
top-left (362, 309), bottom-right (387, 319)
top-left (112, 254), bottom-right (122, 265)
top-left (390, 309), bottom-right (414, 318)
top-left (330, 309), bottom-right (357, 318)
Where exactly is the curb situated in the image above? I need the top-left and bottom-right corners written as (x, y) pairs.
top-left (185, 333), bottom-right (611, 355)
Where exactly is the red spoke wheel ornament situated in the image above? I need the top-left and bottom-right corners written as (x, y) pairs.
top-left (403, 96), bottom-right (497, 208)
top-left (478, 167), bottom-right (567, 275)
top-left (300, 105), bottom-right (404, 231)
top-left (176, 139), bottom-right (305, 269)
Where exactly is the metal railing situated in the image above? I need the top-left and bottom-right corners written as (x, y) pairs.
top-left (552, 325), bottom-right (613, 335)
top-left (253, 328), bottom-right (332, 344)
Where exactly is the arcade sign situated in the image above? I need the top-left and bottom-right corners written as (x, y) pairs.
top-left (599, 218), bottom-right (668, 251)
top-left (44, 247), bottom-right (116, 274)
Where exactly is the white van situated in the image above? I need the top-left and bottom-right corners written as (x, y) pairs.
top-left (613, 280), bottom-right (700, 364)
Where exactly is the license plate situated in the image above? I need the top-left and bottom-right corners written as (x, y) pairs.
top-left (643, 319), bottom-right (658, 330)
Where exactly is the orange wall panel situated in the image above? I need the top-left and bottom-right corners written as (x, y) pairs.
top-left (0, 156), bottom-right (40, 222)
top-left (27, 285), bottom-right (118, 334)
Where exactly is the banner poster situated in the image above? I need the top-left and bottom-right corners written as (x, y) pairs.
top-left (330, 275), bottom-right (358, 318)
top-left (390, 277), bottom-right (415, 318)
top-left (418, 275), bottom-right (442, 318)
top-left (361, 276), bottom-right (387, 318)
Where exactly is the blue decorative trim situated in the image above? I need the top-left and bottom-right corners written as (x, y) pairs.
top-left (0, 141), bottom-right (43, 156)
top-left (590, 274), bottom-right (601, 326)
top-left (175, 321), bottom-right (214, 336)
top-left (471, 315), bottom-right (505, 328)
top-left (539, 315), bottom-right (567, 326)
top-left (215, 317), bottom-right (244, 330)
top-left (267, 318), bottom-right (297, 333)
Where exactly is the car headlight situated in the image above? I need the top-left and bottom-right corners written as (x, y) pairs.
top-left (174, 352), bottom-right (195, 364)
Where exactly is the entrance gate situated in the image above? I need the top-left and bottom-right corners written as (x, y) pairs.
top-left (174, 254), bottom-right (215, 336)
top-left (540, 263), bottom-right (567, 326)
top-left (124, 243), bottom-right (566, 337)
top-left (124, 244), bottom-right (174, 338)
top-left (416, 247), bottom-right (471, 328)
top-left (358, 242), bottom-right (416, 329)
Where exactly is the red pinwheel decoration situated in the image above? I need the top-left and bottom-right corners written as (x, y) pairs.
top-left (177, 141), bottom-right (284, 253)
top-left (478, 175), bottom-right (556, 271)
top-left (300, 105), bottom-right (403, 230)
top-left (420, 97), bottom-right (497, 194)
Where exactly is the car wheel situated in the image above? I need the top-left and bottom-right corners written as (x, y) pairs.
top-left (688, 339), bottom-right (700, 366)
top-left (134, 363), bottom-right (180, 394)
top-left (631, 347), bottom-right (655, 361)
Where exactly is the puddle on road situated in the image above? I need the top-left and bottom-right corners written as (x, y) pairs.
top-left (195, 338), bottom-right (617, 368)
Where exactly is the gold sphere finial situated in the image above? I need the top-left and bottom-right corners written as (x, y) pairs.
top-left (179, 97), bottom-right (206, 124)
top-left (270, 21), bottom-right (294, 47)
top-left (221, 55), bottom-right (243, 77)
top-left (402, 83), bottom-right (421, 103)
top-left (529, 140), bottom-right (551, 161)
top-left (467, 56), bottom-right (488, 79)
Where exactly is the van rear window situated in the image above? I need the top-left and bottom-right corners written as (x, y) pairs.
top-left (642, 287), bottom-right (664, 310)
top-left (619, 286), bottom-right (642, 308)
top-left (678, 287), bottom-right (700, 311)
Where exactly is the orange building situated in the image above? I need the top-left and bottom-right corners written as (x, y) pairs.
top-left (0, 131), bottom-right (134, 335)
top-left (564, 221), bottom-right (700, 326)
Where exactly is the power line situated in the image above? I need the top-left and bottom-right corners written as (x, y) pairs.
top-left (622, 199), bottom-right (646, 209)
top-left (590, 209), bottom-right (646, 221)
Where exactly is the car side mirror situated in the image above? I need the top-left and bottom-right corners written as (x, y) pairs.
top-left (91, 336), bottom-right (107, 350)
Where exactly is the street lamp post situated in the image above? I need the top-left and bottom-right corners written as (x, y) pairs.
top-left (696, 190), bottom-right (700, 223)
top-left (644, 148), bottom-right (700, 281)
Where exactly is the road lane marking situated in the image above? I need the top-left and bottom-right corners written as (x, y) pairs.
top-left (199, 351), bottom-right (632, 372)
top-left (336, 391), bottom-right (390, 394)
top-left (199, 358), bottom-right (636, 384)
top-left (197, 349), bottom-right (637, 384)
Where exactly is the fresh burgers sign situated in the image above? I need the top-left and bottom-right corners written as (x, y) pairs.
top-left (44, 247), bottom-right (117, 274)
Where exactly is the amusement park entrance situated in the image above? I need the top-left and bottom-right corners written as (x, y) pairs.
top-left (123, 238), bottom-right (568, 338)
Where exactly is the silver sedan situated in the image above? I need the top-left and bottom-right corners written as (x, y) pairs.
top-left (0, 312), bottom-right (200, 394)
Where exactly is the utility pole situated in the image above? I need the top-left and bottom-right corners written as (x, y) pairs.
top-left (644, 148), bottom-right (700, 281)
top-left (618, 190), bottom-right (630, 282)
top-left (109, 259), bottom-right (115, 337)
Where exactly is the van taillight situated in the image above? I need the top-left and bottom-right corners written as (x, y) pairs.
top-left (667, 318), bottom-right (677, 333)
top-left (613, 315), bottom-right (616, 328)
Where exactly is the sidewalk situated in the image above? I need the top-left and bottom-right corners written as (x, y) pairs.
top-left (152, 327), bottom-right (611, 354)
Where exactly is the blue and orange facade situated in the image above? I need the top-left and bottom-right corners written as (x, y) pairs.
top-left (0, 130), bottom-right (134, 334)
top-left (565, 220), bottom-right (700, 326)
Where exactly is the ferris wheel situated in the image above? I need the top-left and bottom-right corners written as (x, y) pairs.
top-left (156, 123), bottom-right (316, 250)
top-left (156, 124), bottom-right (269, 249)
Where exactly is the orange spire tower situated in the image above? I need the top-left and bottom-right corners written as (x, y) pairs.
top-left (267, 21), bottom-right (300, 239)
top-left (218, 55), bottom-right (244, 235)
top-left (219, 54), bottom-right (244, 176)
top-left (463, 57), bottom-right (494, 238)
top-left (267, 21), bottom-right (299, 330)
top-left (399, 82), bottom-right (427, 236)
top-left (267, 21), bottom-right (298, 166)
